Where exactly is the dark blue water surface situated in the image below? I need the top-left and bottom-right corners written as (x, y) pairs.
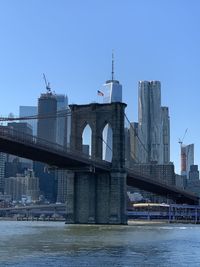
top-left (0, 221), bottom-right (200, 266)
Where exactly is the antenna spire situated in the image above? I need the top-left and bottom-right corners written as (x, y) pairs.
top-left (111, 50), bottom-right (114, 81)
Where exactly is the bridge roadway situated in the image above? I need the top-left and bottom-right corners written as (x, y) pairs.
top-left (0, 126), bottom-right (111, 172)
top-left (0, 126), bottom-right (198, 204)
top-left (126, 169), bottom-right (198, 204)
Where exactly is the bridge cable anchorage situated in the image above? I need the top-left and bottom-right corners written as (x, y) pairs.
top-left (124, 112), bottom-right (152, 162)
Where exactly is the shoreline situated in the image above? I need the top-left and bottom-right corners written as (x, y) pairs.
top-left (0, 218), bottom-right (199, 225)
top-left (0, 217), bottom-right (65, 222)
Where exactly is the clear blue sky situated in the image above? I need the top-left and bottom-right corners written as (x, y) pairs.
top-left (0, 0), bottom-right (199, 173)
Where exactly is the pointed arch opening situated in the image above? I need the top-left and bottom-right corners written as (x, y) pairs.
top-left (82, 124), bottom-right (92, 156)
top-left (102, 123), bottom-right (113, 162)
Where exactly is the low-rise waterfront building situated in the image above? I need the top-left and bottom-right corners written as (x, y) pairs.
top-left (4, 170), bottom-right (39, 202)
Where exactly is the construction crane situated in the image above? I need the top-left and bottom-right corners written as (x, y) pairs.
top-left (43, 73), bottom-right (51, 93)
top-left (178, 128), bottom-right (188, 174)
top-left (178, 128), bottom-right (188, 147)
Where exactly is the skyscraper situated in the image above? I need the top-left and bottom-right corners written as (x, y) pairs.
top-left (55, 94), bottom-right (68, 146)
top-left (55, 94), bottom-right (70, 203)
top-left (181, 144), bottom-right (194, 177)
top-left (56, 94), bottom-right (68, 110)
top-left (137, 81), bottom-right (170, 164)
top-left (19, 106), bottom-right (37, 136)
top-left (102, 54), bottom-right (122, 161)
top-left (187, 165), bottom-right (200, 197)
top-left (103, 80), bottom-right (122, 103)
top-left (138, 81), bottom-right (162, 163)
top-left (0, 153), bottom-right (6, 193)
top-left (34, 91), bottom-right (57, 202)
top-left (37, 92), bottom-right (57, 142)
top-left (161, 107), bottom-right (170, 164)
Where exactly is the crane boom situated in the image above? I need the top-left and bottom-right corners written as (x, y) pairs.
top-left (43, 73), bottom-right (51, 93)
top-left (178, 128), bottom-right (188, 146)
top-left (43, 73), bottom-right (48, 87)
top-left (182, 128), bottom-right (188, 143)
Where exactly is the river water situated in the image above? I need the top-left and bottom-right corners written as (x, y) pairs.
top-left (0, 221), bottom-right (200, 267)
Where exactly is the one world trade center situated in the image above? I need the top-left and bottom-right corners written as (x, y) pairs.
top-left (102, 53), bottom-right (122, 161)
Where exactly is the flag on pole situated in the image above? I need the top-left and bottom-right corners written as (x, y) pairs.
top-left (97, 90), bottom-right (104, 96)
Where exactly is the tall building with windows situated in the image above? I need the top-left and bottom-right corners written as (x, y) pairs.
top-left (4, 170), bottom-right (39, 202)
top-left (102, 55), bottom-right (122, 161)
top-left (18, 107), bottom-right (38, 178)
top-left (34, 92), bottom-right (57, 202)
top-left (103, 79), bottom-right (122, 104)
top-left (55, 94), bottom-right (70, 203)
top-left (137, 81), bottom-right (170, 164)
top-left (0, 153), bottom-right (6, 193)
top-left (5, 175), bottom-right (27, 201)
top-left (138, 81), bottom-right (162, 163)
top-left (161, 107), bottom-right (170, 164)
top-left (181, 144), bottom-right (194, 177)
top-left (26, 170), bottom-right (40, 202)
top-left (55, 94), bottom-right (68, 146)
top-left (37, 92), bottom-right (57, 142)
top-left (19, 106), bottom-right (37, 136)
top-left (187, 165), bottom-right (200, 196)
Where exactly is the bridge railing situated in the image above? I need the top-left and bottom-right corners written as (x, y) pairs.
top-left (0, 126), bottom-right (110, 168)
top-left (126, 166), bottom-right (199, 199)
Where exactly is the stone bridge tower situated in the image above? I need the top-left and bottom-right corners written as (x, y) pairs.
top-left (66, 102), bottom-right (127, 224)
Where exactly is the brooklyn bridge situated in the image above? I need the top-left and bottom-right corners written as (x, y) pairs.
top-left (0, 102), bottom-right (198, 224)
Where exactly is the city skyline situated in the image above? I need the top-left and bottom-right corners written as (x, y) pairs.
top-left (1, 2), bottom-right (200, 266)
top-left (0, 1), bottom-right (200, 173)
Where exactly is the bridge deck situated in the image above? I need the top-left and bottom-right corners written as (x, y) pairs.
top-left (0, 126), bottom-right (198, 204)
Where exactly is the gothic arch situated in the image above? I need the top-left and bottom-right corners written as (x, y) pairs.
top-left (102, 122), bottom-right (113, 162)
top-left (69, 102), bottom-right (126, 168)
top-left (82, 124), bottom-right (92, 156)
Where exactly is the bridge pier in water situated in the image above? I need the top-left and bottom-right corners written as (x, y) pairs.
top-left (66, 102), bottom-right (127, 224)
top-left (66, 170), bottom-right (127, 224)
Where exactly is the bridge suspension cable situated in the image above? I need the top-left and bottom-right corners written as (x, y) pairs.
top-left (98, 135), bottom-right (113, 153)
top-left (124, 112), bottom-right (151, 162)
top-left (0, 110), bottom-right (70, 122)
top-left (98, 121), bottom-right (141, 164)
top-left (0, 106), bottom-right (148, 164)
top-left (0, 105), bottom-right (93, 122)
